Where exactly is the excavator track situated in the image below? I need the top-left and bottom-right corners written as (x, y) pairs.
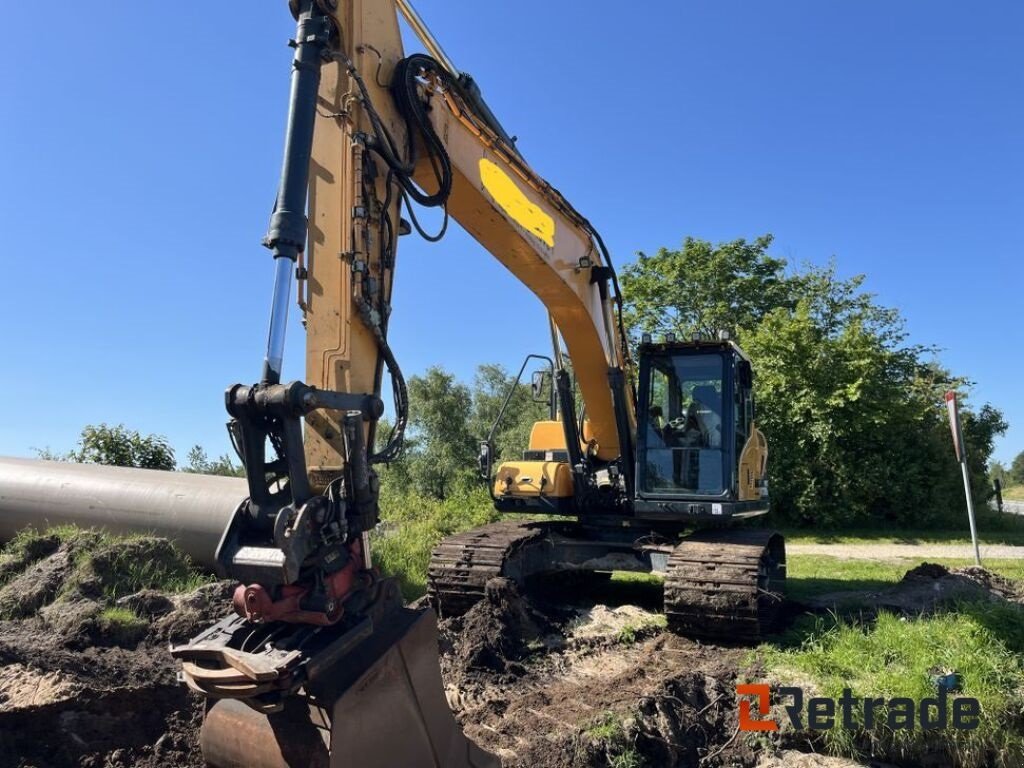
top-left (427, 520), bottom-right (549, 618)
top-left (664, 528), bottom-right (786, 643)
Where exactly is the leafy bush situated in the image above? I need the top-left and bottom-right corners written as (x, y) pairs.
top-left (36, 424), bottom-right (175, 470)
top-left (621, 235), bottom-right (1006, 527)
top-left (182, 445), bottom-right (245, 477)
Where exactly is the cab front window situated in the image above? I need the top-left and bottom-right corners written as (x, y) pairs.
top-left (641, 353), bottom-right (725, 495)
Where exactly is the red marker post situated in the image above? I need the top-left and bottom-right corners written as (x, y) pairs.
top-left (946, 391), bottom-right (981, 566)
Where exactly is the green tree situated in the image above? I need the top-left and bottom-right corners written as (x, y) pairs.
top-left (622, 234), bottom-right (1006, 527)
top-left (1010, 451), bottom-right (1024, 486)
top-left (469, 363), bottom-right (550, 462)
top-left (380, 362), bottom-right (552, 501)
top-left (183, 445), bottom-right (245, 477)
top-left (401, 367), bottom-right (477, 500)
top-left (620, 235), bottom-right (795, 341)
top-left (957, 404), bottom-right (1008, 504)
top-left (42, 424), bottom-right (177, 470)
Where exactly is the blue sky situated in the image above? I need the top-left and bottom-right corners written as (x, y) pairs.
top-left (1, 1), bottom-right (1020, 464)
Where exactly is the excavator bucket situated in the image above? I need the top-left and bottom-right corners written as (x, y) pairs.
top-left (195, 607), bottom-right (496, 768)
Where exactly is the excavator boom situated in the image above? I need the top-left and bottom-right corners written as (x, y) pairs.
top-left (301, 2), bottom-right (633, 474)
top-left (170, 1), bottom-right (782, 765)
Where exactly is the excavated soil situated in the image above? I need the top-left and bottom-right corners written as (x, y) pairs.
top-left (437, 577), bottom-right (757, 767)
top-left (435, 565), bottom-right (1023, 768)
top-left (0, 535), bottom-right (231, 768)
top-left (0, 534), bottom-right (1017, 768)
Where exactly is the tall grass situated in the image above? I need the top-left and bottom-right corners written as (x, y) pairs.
top-left (757, 609), bottom-right (1024, 767)
top-left (371, 482), bottom-right (498, 599)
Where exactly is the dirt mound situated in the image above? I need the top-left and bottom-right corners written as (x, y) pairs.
top-left (0, 546), bottom-right (76, 620)
top-left (929, 564), bottom-right (1024, 601)
top-left (151, 582), bottom-right (235, 645)
top-left (0, 534), bottom-right (60, 587)
top-left (0, 532), bottom-right (229, 768)
top-left (444, 578), bottom-right (558, 676)
top-left (808, 562), bottom-right (1024, 616)
top-left (757, 752), bottom-right (897, 768)
top-left (439, 576), bottom-right (758, 768)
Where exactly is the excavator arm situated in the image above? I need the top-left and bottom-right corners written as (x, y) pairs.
top-left (172, 2), bottom-right (637, 765)
top-left (301, 0), bottom-right (635, 478)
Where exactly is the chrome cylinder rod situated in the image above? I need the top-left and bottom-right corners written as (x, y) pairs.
top-left (259, 0), bottom-right (333, 384)
top-left (262, 256), bottom-right (294, 384)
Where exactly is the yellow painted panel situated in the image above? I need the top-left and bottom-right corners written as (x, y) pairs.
top-left (528, 421), bottom-right (567, 451)
top-left (738, 425), bottom-right (768, 501)
top-left (479, 158), bottom-right (555, 247)
top-left (494, 460), bottom-right (573, 498)
top-left (417, 100), bottom-right (622, 460)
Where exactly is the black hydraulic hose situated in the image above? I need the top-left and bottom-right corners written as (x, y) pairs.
top-left (371, 341), bottom-right (408, 465)
top-left (390, 54), bottom-right (454, 208)
top-left (344, 52), bottom-right (454, 210)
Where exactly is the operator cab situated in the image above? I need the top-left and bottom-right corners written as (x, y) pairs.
top-left (481, 341), bottom-right (768, 522)
top-left (633, 339), bottom-right (768, 521)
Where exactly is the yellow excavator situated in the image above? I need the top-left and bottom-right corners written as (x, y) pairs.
top-left (170, 1), bottom-right (785, 765)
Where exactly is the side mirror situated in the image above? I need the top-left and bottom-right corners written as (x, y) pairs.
top-left (478, 441), bottom-right (494, 481)
top-left (530, 370), bottom-right (550, 403)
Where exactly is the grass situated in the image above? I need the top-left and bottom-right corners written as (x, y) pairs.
top-left (581, 711), bottom-right (643, 768)
top-left (96, 606), bottom-right (149, 644)
top-left (759, 550), bottom-right (1024, 766)
top-left (754, 610), bottom-right (1024, 767)
top-left (1, 525), bottom-right (209, 595)
top-left (78, 535), bottom-right (210, 598)
top-left (616, 614), bottom-right (667, 645)
top-left (371, 483), bottom-right (498, 600)
top-left (780, 509), bottom-right (1024, 547)
top-left (0, 524), bottom-right (82, 583)
top-left (607, 554), bottom-right (1022, 610)
top-left (1002, 485), bottom-right (1024, 502)
top-left (0, 526), bottom-right (214, 643)
top-left (786, 555), bottom-right (1024, 603)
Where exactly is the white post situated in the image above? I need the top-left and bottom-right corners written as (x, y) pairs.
top-left (960, 461), bottom-right (981, 566)
top-left (946, 391), bottom-right (981, 567)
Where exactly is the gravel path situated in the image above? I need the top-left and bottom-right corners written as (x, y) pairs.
top-left (1000, 500), bottom-right (1024, 515)
top-left (788, 542), bottom-right (1024, 561)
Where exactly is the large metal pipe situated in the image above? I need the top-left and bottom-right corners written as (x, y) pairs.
top-left (0, 457), bottom-right (245, 567)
